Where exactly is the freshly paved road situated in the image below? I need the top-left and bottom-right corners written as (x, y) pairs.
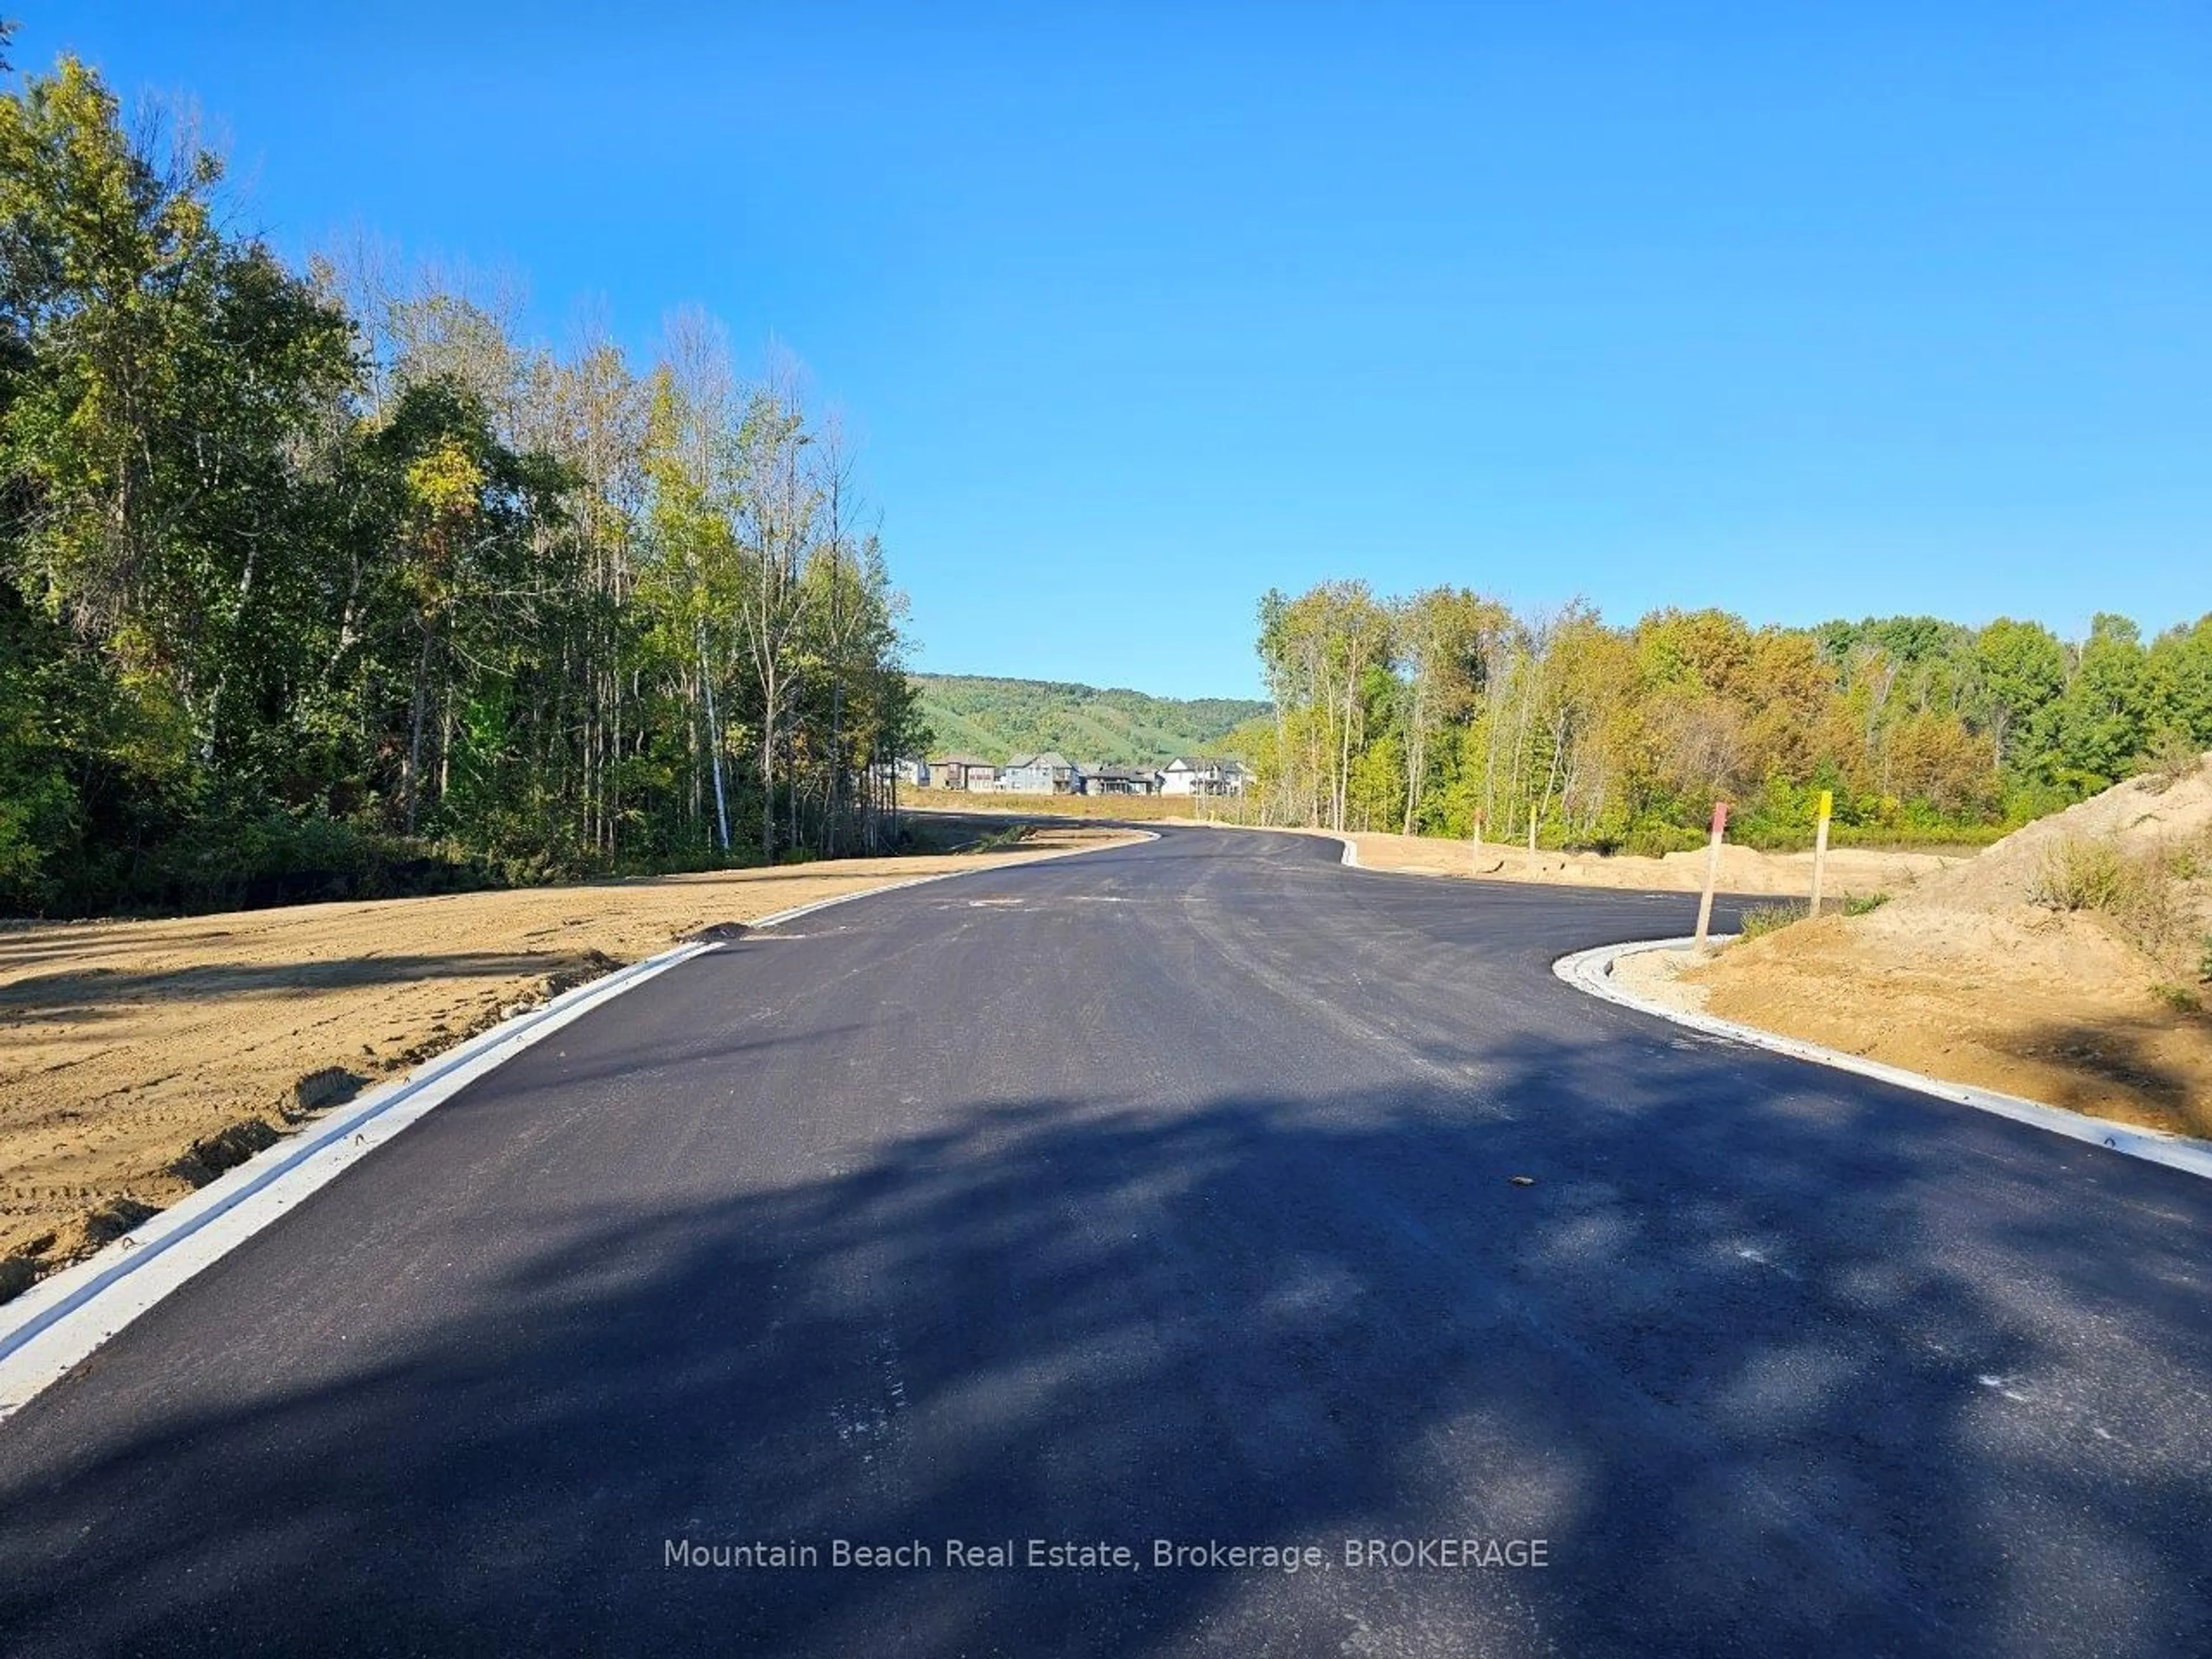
top-left (2, 827), bottom-right (2208, 1657)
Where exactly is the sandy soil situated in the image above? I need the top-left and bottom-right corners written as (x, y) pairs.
top-left (0, 826), bottom-right (1135, 1294)
top-left (1627, 764), bottom-right (2212, 1141)
top-left (1340, 828), bottom-right (1955, 897)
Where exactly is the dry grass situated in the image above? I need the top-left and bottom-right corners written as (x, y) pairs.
top-left (904, 787), bottom-right (1262, 823)
top-left (2029, 830), bottom-right (2212, 979)
top-left (1736, 903), bottom-right (1809, 940)
top-left (2027, 834), bottom-right (2135, 914)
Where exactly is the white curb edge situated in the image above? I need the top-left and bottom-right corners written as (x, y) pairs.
top-left (0, 825), bottom-right (1156, 1418)
top-left (1555, 938), bottom-right (2212, 1183)
top-left (0, 940), bottom-right (717, 1416)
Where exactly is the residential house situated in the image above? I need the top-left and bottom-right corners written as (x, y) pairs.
top-left (1158, 757), bottom-right (1250, 797)
top-left (931, 755), bottom-right (997, 791)
top-left (1080, 764), bottom-right (1160, 796)
top-left (998, 752), bottom-right (1078, 793)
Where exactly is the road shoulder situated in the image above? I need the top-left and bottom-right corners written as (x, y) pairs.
top-left (1557, 938), bottom-right (2212, 1183)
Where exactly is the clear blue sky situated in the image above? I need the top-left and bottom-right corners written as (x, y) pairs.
top-left (19, 2), bottom-right (2210, 697)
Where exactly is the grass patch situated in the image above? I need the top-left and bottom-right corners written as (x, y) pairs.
top-left (1844, 891), bottom-right (1891, 916)
top-left (2028, 835), bottom-right (2133, 912)
top-left (2152, 983), bottom-right (2204, 1015)
top-left (1621, 823), bottom-right (1709, 859)
top-left (1737, 902), bottom-right (1808, 940)
top-left (1828, 822), bottom-right (2013, 853)
top-left (903, 787), bottom-right (1264, 824)
top-left (2029, 831), bottom-right (2210, 976)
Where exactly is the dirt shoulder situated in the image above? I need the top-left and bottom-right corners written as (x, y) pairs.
top-left (1346, 828), bottom-right (1955, 896)
top-left (1236, 824), bottom-right (1956, 898)
top-left (905, 787), bottom-right (1260, 824)
top-left (1622, 918), bottom-right (2212, 1141)
top-left (1, 825), bottom-right (1137, 1293)
top-left (1619, 766), bottom-right (2212, 1141)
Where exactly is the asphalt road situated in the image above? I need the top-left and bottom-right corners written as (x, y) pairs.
top-left (2, 827), bottom-right (2208, 1657)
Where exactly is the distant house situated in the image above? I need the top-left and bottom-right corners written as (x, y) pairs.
top-left (1159, 757), bottom-right (1249, 797)
top-left (931, 754), bottom-right (997, 791)
top-left (868, 755), bottom-right (929, 791)
top-left (998, 752), bottom-right (1078, 793)
top-left (1080, 764), bottom-right (1160, 796)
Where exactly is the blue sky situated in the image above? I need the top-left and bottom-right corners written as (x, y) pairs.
top-left (18, 2), bottom-right (2210, 697)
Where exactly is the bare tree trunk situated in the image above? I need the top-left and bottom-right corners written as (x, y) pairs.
top-left (698, 624), bottom-right (730, 854)
top-left (1402, 679), bottom-right (1429, 836)
top-left (760, 663), bottom-right (777, 865)
top-left (404, 621), bottom-right (435, 834)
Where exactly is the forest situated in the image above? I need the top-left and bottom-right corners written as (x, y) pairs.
top-left (1243, 582), bottom-right (2212, 852)
top-left (0, 45), bottom-right (925, 916)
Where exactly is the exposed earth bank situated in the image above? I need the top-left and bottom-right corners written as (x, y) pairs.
top-left (1339, 828), bottom-right (1956, 897)
top-left (1623, 762), bottom-right (2212, 1141)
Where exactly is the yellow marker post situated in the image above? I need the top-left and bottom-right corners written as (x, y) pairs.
top-left (1809, 789), bottom-right (1834, 918)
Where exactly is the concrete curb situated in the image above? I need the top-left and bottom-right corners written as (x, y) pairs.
top-left (1555, 938), bottom-right (2212, 1183)
top-left (0, 828), bottom-right (1156, 1419)
top-left (0, 940), bottom-right (718, 1416)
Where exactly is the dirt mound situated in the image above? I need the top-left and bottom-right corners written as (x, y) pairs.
top-left (1341, 828), bottom-right (1953, 898)
top-left (1887, 757), bottom-right (2212, 916)
top-left (1667, 755), bottom-right (2212, 1139)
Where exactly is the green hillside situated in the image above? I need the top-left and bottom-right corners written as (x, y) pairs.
top-left (908, 675), bottom-right (1268, 766)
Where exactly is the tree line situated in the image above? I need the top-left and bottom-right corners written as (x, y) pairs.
top-left (1244, 581), bottom-right (2212, 851)
top-left (0, 47), bottom-right (925, 915)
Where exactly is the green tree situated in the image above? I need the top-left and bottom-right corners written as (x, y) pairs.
top-left (2145, 614), bottom-right (2212, 751)
top-left (2048, 613), bottom-right (2148, 787)
top-left (1971, 617), bottom-right (2068, 774)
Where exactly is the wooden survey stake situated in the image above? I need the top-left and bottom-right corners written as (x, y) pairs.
top-left (1694, 800), bottom-right (1730, 952)
top-left (1809, 789), bottom-right (1834, 917)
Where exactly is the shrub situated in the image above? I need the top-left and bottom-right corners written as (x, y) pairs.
top-left (2135, 728), bottom-right (2207, 794)
top-left (2200, 933), bottom-right (2212, 984)
top-left (2027, 834), bottom-right (2131, 913)
top-left (1737, 902), bottom-right (1807, 940)
top-left (2030, 832), bottom-right (2205, 974)
top-left (1829, 821), bottom-right (2012, 851)
top-left (1623, 821), bottom-right (1707, 859)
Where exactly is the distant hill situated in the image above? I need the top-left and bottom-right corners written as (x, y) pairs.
top-left (908, 675), bottom-right (1269, 766)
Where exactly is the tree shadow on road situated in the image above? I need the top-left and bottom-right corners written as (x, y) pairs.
top-left (0, 1029), bottom-right (2207, 1657)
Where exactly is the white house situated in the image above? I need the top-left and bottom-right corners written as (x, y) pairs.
top-left (1158, 757), bottom-right (1250, 797)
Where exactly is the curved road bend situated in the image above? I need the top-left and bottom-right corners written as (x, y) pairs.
top-left (0, 827), bottom-right (2206, 1657)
